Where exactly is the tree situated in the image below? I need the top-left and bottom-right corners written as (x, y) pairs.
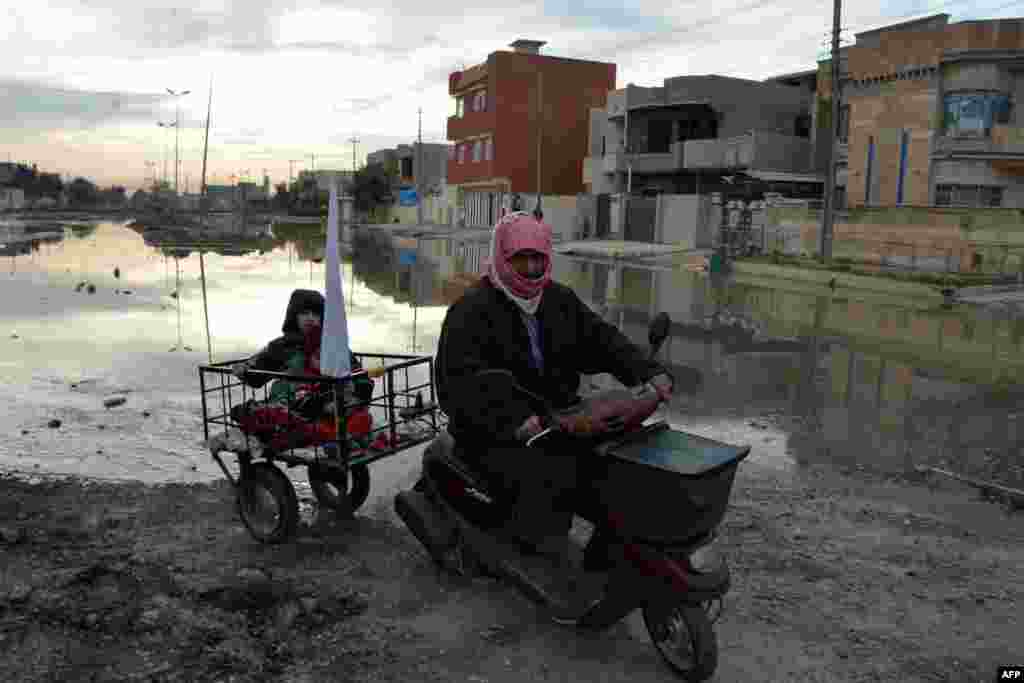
top-left (352, 162), bottom-right (393, 220)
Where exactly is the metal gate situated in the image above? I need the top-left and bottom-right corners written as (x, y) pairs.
top-left (625, 196), bottom-right (657, 242)
top-left (596, 194), bottom-right (611, 238)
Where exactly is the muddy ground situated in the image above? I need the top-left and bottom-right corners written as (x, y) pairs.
top-left (1, 456), bottom-right (1021, 683)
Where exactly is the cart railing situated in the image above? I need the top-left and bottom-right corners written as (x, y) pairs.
top-left (198, 353), bottom-right (447, 476)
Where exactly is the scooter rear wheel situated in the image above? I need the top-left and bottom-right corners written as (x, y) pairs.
top-left (642, 602), bottom-right (718, 681)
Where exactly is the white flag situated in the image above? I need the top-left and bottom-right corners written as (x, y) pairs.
top-left (320, 176), bottom-right (351, 377)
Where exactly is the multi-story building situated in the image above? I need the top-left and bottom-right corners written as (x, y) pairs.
top-left (447, 39), bottom-right (615, 227)
top-left (821, 13), bottom-right (1024, 208)
top-left (583, 74), bottom-right (823, 199)
top-left (367, 142), bottom-right (450, 195)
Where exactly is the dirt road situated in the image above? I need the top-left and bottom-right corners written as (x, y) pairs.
top-left (1, 460), bottom-right (1020, 682)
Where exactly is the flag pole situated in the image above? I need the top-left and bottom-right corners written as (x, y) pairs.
top-left (198, 76), bottom-right (215, 363)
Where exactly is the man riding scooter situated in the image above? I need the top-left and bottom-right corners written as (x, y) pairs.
top-left (435, 211), bottom-right (674, 603)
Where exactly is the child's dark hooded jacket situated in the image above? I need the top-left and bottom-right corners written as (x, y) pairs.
top-left (242, 289), bottom-right (373, 405)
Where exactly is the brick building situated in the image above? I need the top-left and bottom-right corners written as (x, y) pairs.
top-left (821, 13), bottom-right (1024, 209)
top-left (447, 39), bottom-right (615, 227)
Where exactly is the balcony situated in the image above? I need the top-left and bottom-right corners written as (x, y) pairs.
top-left (447, 158), bottom-right (495, 185)
top-left (449, 64), bottom-right (487, 95)
top-left (599, 146), bottom-right (682, 175)
top-left (683, 132), bottom-right (812, 173)
top-left (447, 110), bottom-right (496, 141)
top-left (932, 127), bottom-right (1024, 158)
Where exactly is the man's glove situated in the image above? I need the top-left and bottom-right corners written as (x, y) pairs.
top-left (232, 361), bottom-right (250, 379)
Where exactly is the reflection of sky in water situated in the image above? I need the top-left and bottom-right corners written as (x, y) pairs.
top-left (1, 218), bottom-right (1021, 489)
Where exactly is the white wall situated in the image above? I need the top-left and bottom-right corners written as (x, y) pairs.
top-left (513, 193), bottom-right (579, 240)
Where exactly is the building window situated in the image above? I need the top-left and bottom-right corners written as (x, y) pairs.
top-left (472, 140), bottom-right (482, 162)
top-left (457, 144), bottom-right (465, 164)
top-left (447, 145), bottom-right (455, 161)
top-left (484, 137), bottom-right (493, 161)
top-left (454, 97), bottom-right (464, 118)
top-left (601, 136), bottom-right (606, 157)
top-left (943, 92), bottom-right (1012, 138)
top-left (473, 90), bottom-right (487, 112)
top-left (935, 184), bottom-right (1003, 207)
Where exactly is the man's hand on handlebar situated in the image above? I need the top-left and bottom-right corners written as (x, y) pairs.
top-left (232, 362), bottom-right (250, 380)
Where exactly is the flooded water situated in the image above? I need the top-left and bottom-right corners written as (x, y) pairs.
top-left (2, 218), bottom-right (1022, 500)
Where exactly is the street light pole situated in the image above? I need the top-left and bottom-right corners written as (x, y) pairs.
top-left (348, 136), bottom-right (360, 174)
top-left (166, 88), bottom-right (191, 196)
top-left (157, 121), bottom-right (172, 187)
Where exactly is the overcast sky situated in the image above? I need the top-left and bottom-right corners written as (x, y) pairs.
top-left (2, 0), bottom-right (1018, 191)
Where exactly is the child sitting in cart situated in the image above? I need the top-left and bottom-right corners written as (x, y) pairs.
top-left (230, 288), bottom-right (375, 450)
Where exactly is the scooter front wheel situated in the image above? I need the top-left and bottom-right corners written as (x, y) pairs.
top-left (642, 602), bottom-right (718, 682)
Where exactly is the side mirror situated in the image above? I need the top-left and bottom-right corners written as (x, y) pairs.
top-left (648, 312), bottom-right (671, 359)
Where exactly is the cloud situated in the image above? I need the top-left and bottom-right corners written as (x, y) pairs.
top-left (0, 78), bottom-right (166, 131)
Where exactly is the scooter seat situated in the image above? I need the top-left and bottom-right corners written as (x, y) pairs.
top-left (423, 431), bottom-right (498, 496)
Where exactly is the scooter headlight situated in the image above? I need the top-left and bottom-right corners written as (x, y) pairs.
top-left (688, 541), bottom-right (724, 574)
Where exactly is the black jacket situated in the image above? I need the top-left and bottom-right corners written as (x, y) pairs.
top-left (436, 278), bottom-right (666, 445)
top-left (242, 289), bottom-right (373, 403)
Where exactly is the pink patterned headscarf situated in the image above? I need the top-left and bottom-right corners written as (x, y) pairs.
top-left (483, 211), bottom-right (553, 314)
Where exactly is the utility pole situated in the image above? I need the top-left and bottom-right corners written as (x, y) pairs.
top-left (534, 71), bottom-right (544, 219)
top-left (348, 135), bottom-right (360, 174)
top-left (819, 0), bottom-right (842, 262)
top-left (309, 154), bottom-right (316, 172)
top-left (417, 108), bottom-right (425, 225)
top-left (288, 160), bottom-right (301, 187)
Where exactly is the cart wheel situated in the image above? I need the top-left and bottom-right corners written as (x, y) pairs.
top-left (236, 461), bottom-right (299, 544)
top-left (642, 602), bottom-right (718, 681)
top-left (308, 463), bottom-right (371, 515)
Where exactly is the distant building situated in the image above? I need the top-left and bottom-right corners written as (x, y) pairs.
top-left (205, 185), bottom-right (237, 211)
top-left (0, 186), bottom-right (25, 210)
top-left (297, 169), bottom-right (355, 193)
top-left (237, 181), bottom-right (268, 203)
top-left (368, 142), bottom-right (450, 195)
top-left (0, 163), bottom-right (18, 186)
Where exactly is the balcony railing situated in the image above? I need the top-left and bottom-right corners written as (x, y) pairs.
top-left (447, 158), bottom-right (495, 185)
top-left (599, 148), bottom-right (681, 174)
top-left (447, 110), bottom-right (496, 141)
top-left (683, 132), bottom-right (812, 173)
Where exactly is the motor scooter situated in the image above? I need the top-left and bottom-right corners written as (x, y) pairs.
top-left (394, 313), bottom-right (750, 682)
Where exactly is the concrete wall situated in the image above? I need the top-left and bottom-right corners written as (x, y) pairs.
top-left (765, 204), bottom-right (1024, 273)
top-left (510, 193), bottom-right (577, 239)
top-left (752, 131), bottom-right (814, 172)
top-left (656, 194), bottom-right (714, 248)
